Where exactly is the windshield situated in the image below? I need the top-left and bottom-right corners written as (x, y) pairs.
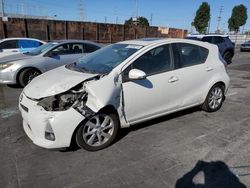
top-left (67, 43), bottom-right (143, 74)
top-left (25, 42), bottom-right (58, 55)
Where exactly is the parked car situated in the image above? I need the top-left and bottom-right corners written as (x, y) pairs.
top-left (19, 38), bottom-right (230, 151)
top-left (240, 40), bottom-right (250, 51)
top-left (0, 40), bottom-right (101, 87)
top-left (187, 34), bottom-right (235, 64)
top-left (0, 38), bottom-right (45, 58)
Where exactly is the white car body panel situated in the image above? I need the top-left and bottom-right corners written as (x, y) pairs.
top-left (19, 38), bottom-right (230, 149)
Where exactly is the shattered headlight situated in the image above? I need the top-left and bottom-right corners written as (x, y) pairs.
top-left (37, 86), bottom-right (87, 111)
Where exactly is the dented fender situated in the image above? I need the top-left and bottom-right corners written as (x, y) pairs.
top-left (85, 72), bottom-right (121, 111)
top-left (84, 72), bottom-right (129, 128)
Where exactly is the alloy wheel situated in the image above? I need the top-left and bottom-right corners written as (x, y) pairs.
top-left (208, 87), bottom-right (223, 110)
top-left (82, 114), bottom-right (115, 147)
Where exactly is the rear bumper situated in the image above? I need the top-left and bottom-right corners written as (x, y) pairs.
top-left (240, 46), bottom-right (250, 51)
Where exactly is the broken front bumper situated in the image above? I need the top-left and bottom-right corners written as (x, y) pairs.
top-left (19, 93), bottom-right (85, 149)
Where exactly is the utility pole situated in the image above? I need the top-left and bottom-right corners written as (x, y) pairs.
top-left (79, 0), bottom-right (84, 21)
top-left (150, 13), bottom-right (153, 26)
top-left (207, 17), bottom-right (211, 34)
top-left (136, 0), bottom-right (138, 18)
top-left (216, 6), bottom-right (223, 33)
top-left (0, 0), bottom-right (4, 17)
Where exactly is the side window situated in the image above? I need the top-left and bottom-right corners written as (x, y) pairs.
top-left (173, 43), bottom-right (208, 68)
top-left (72, 43), bottom-right (84, 54)
top-left (18, 40), bottom-right (40, 48)
top-left (0, 40), bottom-right (18, 49)
top-left (213, 36), bottom-right (224, 44)
top-left (84, 43), bottom-right (100, 53)
top-left (201, 37), bottom-right (212, 43)
top-left (51, 44), bottom-right (72, 55)
top-left (123, 44), bottom-right (172, 81)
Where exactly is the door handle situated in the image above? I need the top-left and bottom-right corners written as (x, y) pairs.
top-left (168, 76), bottom-right (179, 83)
top-left (11, 50), bottom-right (18, 52)
top-left (205, 67), bottom-right (213, 72)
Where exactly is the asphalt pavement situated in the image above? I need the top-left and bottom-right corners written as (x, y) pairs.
top-left (0, 50), bottom-right (250, 188)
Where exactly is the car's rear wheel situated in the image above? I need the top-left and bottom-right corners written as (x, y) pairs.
top-left (223, 51), bottom-right (233, 64)
top-left (76, 113), bottom-right (119, 151)
top-left (202, 83), bottom-right (225, 112)
top-left (18, 68), bottom-right (41, 87)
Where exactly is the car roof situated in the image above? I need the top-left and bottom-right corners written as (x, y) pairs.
top-left (0, 37), bottom-right (45, 43)
top-left (187, 34), bottom-right (229, 38)
top-left (48, 40), bottom-right (101, 46)
top-left (117, 38), bottom-right (214, 48)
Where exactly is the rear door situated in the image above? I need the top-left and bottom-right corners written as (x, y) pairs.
top-left (44, 43), bottom-right (85, 71)
top-left (170, 42), bottom-right (211, 108)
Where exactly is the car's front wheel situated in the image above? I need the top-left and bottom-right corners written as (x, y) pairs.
top-left (76, 113), bottom-right (119, 151)
top-left (18, 68), bottom-right (41, 87)
top-left (202, 83), bottom-right (225, 112)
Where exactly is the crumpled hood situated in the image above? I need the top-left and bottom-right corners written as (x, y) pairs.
top-left (24, 66), bottom-right (98, 99)
top-left (0, 53), bottom-right (32, 63)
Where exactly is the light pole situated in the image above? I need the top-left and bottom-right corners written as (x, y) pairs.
top-left (0, 0), bottom-right (4, 17)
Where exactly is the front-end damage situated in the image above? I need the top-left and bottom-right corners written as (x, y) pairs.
top-left (36, 73), bottom-right (129, 128)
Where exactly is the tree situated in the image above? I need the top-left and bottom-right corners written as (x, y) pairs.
top-left (228, 4), bottom-right (248, 33)
top-left (192, 2), bottom-right (210, 34)
top-left (125, 16), bottom-right (149, 26)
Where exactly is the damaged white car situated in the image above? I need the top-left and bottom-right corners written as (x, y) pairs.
top-left (19, 38), bottom-right (230, 151)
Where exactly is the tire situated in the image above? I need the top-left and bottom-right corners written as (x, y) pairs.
top-left (18, 68), bottom-right (41, 87)
top-left (76, 112), bottom-right (119, 151)
top-left (202, 83), bottom-right (225, 112)
top-left (223, 51), bottom-right (233, 64)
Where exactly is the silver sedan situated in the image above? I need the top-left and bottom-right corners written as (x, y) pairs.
top-left (0, 40), bottom-right (101, 87)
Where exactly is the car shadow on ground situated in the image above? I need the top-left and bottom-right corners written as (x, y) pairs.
top-left (175, 160), bottom-right (247, 188)
top-left (7, 84), bottom-right (23, 89)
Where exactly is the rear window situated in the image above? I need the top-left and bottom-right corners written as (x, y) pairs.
top-left (173, 43), bottom-right (209, 68)
top-left (213, 36), bottom-right (224, 44)
top-left (18, 40), bottom-right (41, 49)
top-left (84, 43), bottom-right (100, 53)
top-left (201, 36), bottom-right (213, 43)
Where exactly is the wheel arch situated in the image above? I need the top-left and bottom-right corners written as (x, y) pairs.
top-left (15, 66), bottom-right (42, 84)
top-left (202, 80), bottom-right (226, 103)
top-left (69, 104), bottom-right (120, 149)
top-left (223, 49), bottom-right (234, 57)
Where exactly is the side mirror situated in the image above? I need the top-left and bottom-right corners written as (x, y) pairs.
top-left (128, 69), bottom-right (146, 80)
top-left (0, 49), bottom-right (3, 53)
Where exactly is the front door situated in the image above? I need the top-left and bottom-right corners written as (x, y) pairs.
top-left (122, 44), bottom-right (178, 124)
